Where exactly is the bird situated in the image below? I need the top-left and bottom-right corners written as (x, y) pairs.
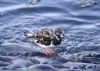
top-left (24, 27), bottom-right (64, 55)
top-left (26, 0), bottom-right (40, 6)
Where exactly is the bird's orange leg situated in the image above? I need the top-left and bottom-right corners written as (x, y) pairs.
top-left (42, 48), bottom-right (56, 55)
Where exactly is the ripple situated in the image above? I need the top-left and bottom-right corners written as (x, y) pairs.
top-left (0, 0), bottom-right (100, 71)
top-left (20, 64), bottom-right (58, 71)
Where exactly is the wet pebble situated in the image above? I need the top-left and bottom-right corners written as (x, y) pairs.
top-left (85, 64), bottom-right (99, 70)
top-left (52, 56), bottom-right (68, 63)
top-left (28, 57), bottom-right (40, 64)
top-left (51, 64), bottom-right (68, 69)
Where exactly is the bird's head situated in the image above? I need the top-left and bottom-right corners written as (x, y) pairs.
top-left (55, 28), bottom-right (64, 38)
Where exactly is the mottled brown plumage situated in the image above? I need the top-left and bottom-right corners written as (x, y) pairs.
top-left (24, 27), bottom-right (64, 55)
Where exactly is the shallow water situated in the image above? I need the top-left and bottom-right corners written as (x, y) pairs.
top-left (0, 0), bottom-right (100, 71)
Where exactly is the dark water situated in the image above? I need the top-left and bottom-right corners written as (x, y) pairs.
top-left (0, 0), bottom-right (100, 71)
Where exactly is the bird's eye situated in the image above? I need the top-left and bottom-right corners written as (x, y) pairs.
top-left (36, 41), bottom-right (39, 43)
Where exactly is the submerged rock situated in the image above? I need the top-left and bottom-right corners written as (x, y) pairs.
top-left (0, 45), bottom-right (46, 57)
top-left (63, 51), bottom-right (100, 64)
top-left (28, 57), bottom-right (40, 64)
top-left (63, 62), bottom-right (100, 70)
top-left (27, 0), bottom-right (40, 5)
top-left (74, 0), bottom-right (97, 7)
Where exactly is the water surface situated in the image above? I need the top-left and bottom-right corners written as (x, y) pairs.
top-left (0, 0), bottom-right (100, 71)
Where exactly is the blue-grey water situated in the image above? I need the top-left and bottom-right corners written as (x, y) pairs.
top-left (0, 0), bottom-right (100, 71)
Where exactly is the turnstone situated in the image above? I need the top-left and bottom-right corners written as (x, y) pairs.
top-left (26, 0), bottom-right (40, 5)
top-left (24, 27), bottom-right (64, 55)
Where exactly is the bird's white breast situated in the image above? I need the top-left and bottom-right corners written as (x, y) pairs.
top-left (33, 40), bottom-right (54, 48)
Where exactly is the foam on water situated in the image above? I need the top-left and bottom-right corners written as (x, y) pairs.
top-left (0, 4), bottom-right (39, 13)
top-left (0, 4), bottom-right (26, 12)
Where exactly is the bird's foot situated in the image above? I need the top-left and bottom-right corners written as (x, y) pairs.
top-left (42, 48), bottom-right (56, 56)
